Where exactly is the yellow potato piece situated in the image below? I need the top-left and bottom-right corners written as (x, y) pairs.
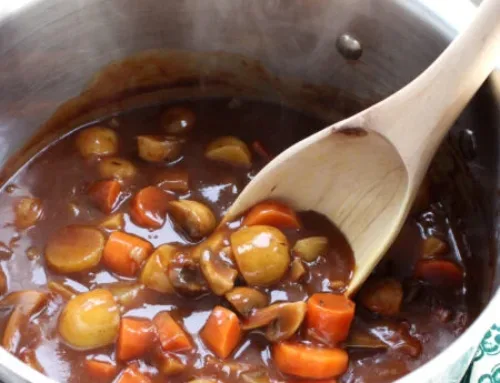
top-left (137, 135), bottom-right (184, 162)
top-left (99, 213), bottom-right (125, 231)
top-left (293, 236), bottom-right (328, 262)
top-left (169, 200), bottom-right (216, 240)
top-left (205, 136), bottom-right (252, 168)
top-left (231, 225), bottom-right (290, 286)
top-left (104, 282), bottom-right (146, 308)
top-left (76, 126), bottom-right (118, 158)
top-left (45, 225), bottom-right (105, 273)
top-left (140, 244), bottom-right (177, 293)
top-left (58, 289), bottom-right (120, 350)
top-left (14, 197), bottom-right (43, 229)
top-left (99, 157), bottom-right (137, 181)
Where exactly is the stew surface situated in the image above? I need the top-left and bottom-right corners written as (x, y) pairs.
top-left (0, 100), bottom-right (472, 383)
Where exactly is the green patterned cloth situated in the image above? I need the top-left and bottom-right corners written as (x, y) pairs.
top-left (462, 324), bottom-right (500, 383)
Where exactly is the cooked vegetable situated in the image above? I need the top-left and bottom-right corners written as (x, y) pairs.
top-left (1, 291), bottom-right (48, 353)
top-left (273, 342), bottom-right (348, 379)
top-left (293, 236), bottom-right (328, 262)
top-left (48, 281), bottom-right (76, 300)
top-left (161, 106), bottom-right (196, 135)
top-left (88, 180), bottom-right (121, 213)
top-left (243, 200), bottom-right (300, 229)
top-left (155, 167), bottom-right (189, 193)
top-left (102, 231), bottom-right (153, 276)
top-left (190, 231), bottom-right (228, 262)
top-left (115, 365), bottom-right (152, 383)
top-left (105, 282), bottom-right (146, 308)
top-left (117, 318), bottom-right (157, 361)
top-left (421, 236), bottom-right (449, 258)
top-left (76, 126), bottom-right (118, 158)
top-left (241, 371), bottom-right (272, 383)
top-left (200, 306), bottom-right (241, 359)
top-left (99, 213), bottom-right (125, 231)
top-left (140, 245), bottom-right (176, 293)
top-left (414, 259), bottom-right (463, 288)
top-left (130, 186), bottom-right (173, 229)
top-left (289, 258), bottom-right (307, 282)
top-left (14, 197), bottom-right (43, 229)
top-left (169, 200), bottom-right (216, 239)
top-left (137, 135), bottom-right (185, 162)
top-left (306, 293), bottom-right (355, 345)
top-left (0, 267), bottom-right (6, 296)
top-left (58, 289), bottom-right (120, 350)
top-left (99, 157), bottom-right (137, 181)
top-left (156, 353), bottom-right (186, 376)
top-left (85, 359), bottom-right (118, 381)
top-left (199, 250), bottom-right (238, 296)
top-left (230, 225), bottom-right (290, 286)
top-left (344, 328), bottom-right (388, 351)
top-left (153, 312), bottom-right (193, 352)
top-left (205, 136), bottom-right (252, 168)
top-left (225, 287), bottom-right (268, 317)
top-left (168, 258), bottom-right (208, 296)
top-left (358, 278), bottom-right (403, 316)
top-left (46, 225), bottom-right (105, 273)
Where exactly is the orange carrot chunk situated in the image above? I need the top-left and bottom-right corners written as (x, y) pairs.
top-left (153, 312), bottom-right (192, 352)
top-left (85, 359), bottom-right (117, 381)
top-left (130, 186), bottom-right (173, 229)
top-left (114, 365), bottom-right (151, 383)
top-left (117, 318), bottom-right (157, 362)
top-left (102, 231), bottom-right (153, 276)
top-left (88, 180), bottom-right (121, 214)
top-left (414, 259), bottom-right (463, 288)
top-left (306, 293), bottom-right (355, 345)
top-left (200, 305), bottom-right (241, 359)
top-left (273, 342), bottom-right (348, 379)
top-left (243, 201), bottom-right (300, 229)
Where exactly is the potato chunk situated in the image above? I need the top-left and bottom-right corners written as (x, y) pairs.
top-left (140, 245), bottom-right (177, 293)
top-left (205, 136), bottom-right (252, 168)
top-left (137, 135), bottom-right (185, 162)
top-left (76, 126), bottom-right (118, 157)
top-left (14, 197), bottom-right (43, 229)
top-left (99, 157), bottom-right (137, 181)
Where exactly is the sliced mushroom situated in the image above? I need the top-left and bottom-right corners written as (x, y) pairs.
top-left (225, 287), bottom-right (268, 317)
top-left (99, 213), bottom-right (125, 231)
top-left (98, 157), bottom-right (137, 181)
top-left (154, 167), bottom-right (190, 193)
top-left (104, 282), bottom-right (147, 308)
top-left (161, 106), bottom-right (196, 135)
top-left (76, 126), bottom-right (118, 158)
top-left (293, 236), bottom-right (328, 262)
top-left (358, 278), bottom-right (403, 317)
top-left (190, 231), bottom-right (229, 262)
top-left (45, 225), bottom-right (105, 273)
top-left (168, 257), bottom-right (208, 297)
top-left (241, 371), bottom-right (271, 383)
top-left (205, 136), bottom-right (252, 168)
top-left (58, 289), bottom-right (120, 350)
top-left (137, 135), bottom-right (185, 162)
top-left (14, 197), bottom-right (43, 229)
top-left (344, 328), bottom-right (388, 351)
top-left (0, 291), bottom-right (48, 353)
top-left (199, 249), bottom-right (238, 296)
top-left (48, 281), bottom-right (77, 300)
top-left (231, 225), bottom-right (290, 286)
top-left (422, 236), bottom-right (449, 259)
top-left (242, 302), bottom-right (306, 342)
top-left (289, 259), bottom-right (306, 282)
top-left (140, 244), bottom-right (177, 293)
top-left (169, 200), bottom-right (216, 240)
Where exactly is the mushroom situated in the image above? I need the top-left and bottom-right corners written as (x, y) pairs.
top-left (99, 213), bottom-right (125, 231)
top-left (205, 136), bottom-right (252, 168)
top-left (358, 278), bottom-right (403, 316)
top-left (45, 225), bottom-right (105, 273)
top-left (289, 259), bottom-right (307, 282)
top-left (199, 249), bottom-right (238, 296)
top-left (140, 244), bottom-right (177, 293)
top-left (344, 328), bottom-right (388, 351)
top-left (225, 287), bottom-right (268, 317)
top-left (161, 106), bottom-right (196, 135)
top-left (169, 200), bottom-right (217, 240)
top-left (231, 225), bottom-right (290, 286)
top-left (104, 282), bottom-right (147, 308)
top-left (58, 289), bottom-right (120, 350)
top-left (155, 167), bottom-right (190, 193)
top-left (98, 157), bottom-right (137, 181)
top-left (14, 197), bottom-right (43, 229)
top-left (137, 135), bottom-right (185, 162)
top-left (293, 236), bottom-right (328, 262)
top-left (422, 236), bottom-right (449, 258)
top-left (190, 231), bottom-right (229, 262)
top-left (242, 302), bottom-right (306, 342)
top-left (168, 257), bottom-right (208, 297)
top-left (76, 126), bottom-right (118, 158)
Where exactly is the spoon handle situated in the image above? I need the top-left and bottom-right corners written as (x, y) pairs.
top-left (369, 0), bottom-right (500, 184)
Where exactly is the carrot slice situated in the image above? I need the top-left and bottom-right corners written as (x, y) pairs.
top-left (115, 365), bottom-right (151, 383)
top-left (243, 201), bottom-right (300, 229)
top-left (273, 342), bottom-right (348, 379)
top-left (85, 359), bottom-right (117, 381)
top-left (414, 259), bottom-right (463, 288)
top-left (200, 305), bottom-right (241, 359)
top-left (102, 231), bottom-right (153, 276)
top-left (88, 180), bottom-right (121, 214)
top-left (153, 312), bottom-right (192, 352)
top-left (117, 318), bottom-right (157, 362)
top-left (130, 186), bottom-right (174, 229)
top-left (306, 293), bottom-right (355, 345)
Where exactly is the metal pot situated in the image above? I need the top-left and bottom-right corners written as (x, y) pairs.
top-left (0, 1), bottom-right (498, 382)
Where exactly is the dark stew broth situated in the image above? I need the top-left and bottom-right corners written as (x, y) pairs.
top-left (0, 100), bottom-right (471, 383)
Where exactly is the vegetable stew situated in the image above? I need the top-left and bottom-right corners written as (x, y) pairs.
top-left (0, 100), bottom-right (472, 383)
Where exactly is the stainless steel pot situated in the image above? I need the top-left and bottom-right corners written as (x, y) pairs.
top-left (0, 1), bottom-right (498, 382)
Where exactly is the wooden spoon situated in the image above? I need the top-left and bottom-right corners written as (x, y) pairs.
top-left (224, 0), bottom-right (500, 296)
